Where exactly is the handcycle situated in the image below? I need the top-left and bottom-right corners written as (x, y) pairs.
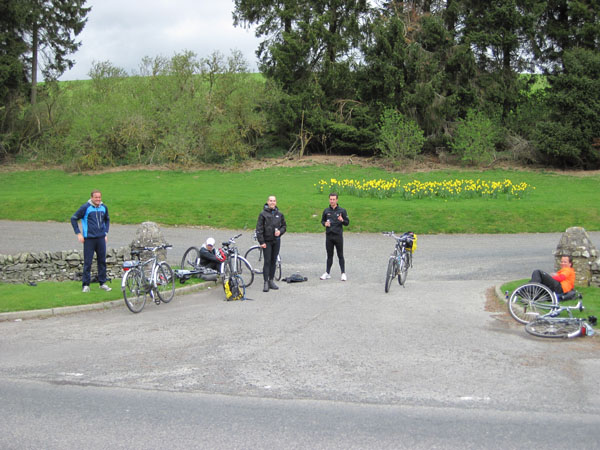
top-left (243, 230), bottom-right (282, 280)
top-left (219, 234), bottom-right (254, 300)
top-left (121, 244), bottom-right (175, 313)
top-left (180, 237), bottom-right (253, 287)
top-left (506, 282), bottom-right (596, 338)
top-left (382, 231), bottom-right (416, 293)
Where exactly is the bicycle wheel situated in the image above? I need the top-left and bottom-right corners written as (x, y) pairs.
top-left (155, 262), bottom-right (175, 303)
top-left (236, 256), bottom-right (255, 288)
top-left (122, 267), bottom-right (147, 313)
top-left (384, 257), bottom-right (396, 293)
top-left (508, 282), bottom-right (557, 325)
top-left (244, 246), bottom-right (264, 274)
top-left (525, 317), bottom-right (583, 338)
top-left (398, 253), bottom-right (409, 286)
top-left (222, 261), bottom-right (232, 291)
top-left (181, 246), bottom-right (201, 271)
top-left (275, 254), bottom-right (282, 281)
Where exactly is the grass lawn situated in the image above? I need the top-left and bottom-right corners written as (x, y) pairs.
top-left (0, 166), bottom-right (598, 234)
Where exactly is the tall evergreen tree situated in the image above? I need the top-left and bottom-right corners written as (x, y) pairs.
top-left (0, 0), bottom-right (28, 104)
top-left (23, 0), bottom-right (90, 103)
top-left (233, 0), bottom-right (370, 153)
top-left (534, 48), bottom-right (600, 168)
top-left (457, 0), bottom-right (543, 120)
top-left (535, 0), bottom-right (600, 70)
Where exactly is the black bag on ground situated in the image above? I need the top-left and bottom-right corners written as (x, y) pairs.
top-left (282, 273), bottom-right (308, 283)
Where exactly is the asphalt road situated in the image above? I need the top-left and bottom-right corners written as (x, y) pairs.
top-left (1, 221), bottom-right (599, 448)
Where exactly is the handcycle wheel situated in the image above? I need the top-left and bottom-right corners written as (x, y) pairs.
top-left (236, 256), bottom-right (255, 288)
top-left (122, 267), bottom-right (147, 313)
top-left (508, 282), bottom-right (557, 325)
top-left (384, 257), bottom-right (396, 293)
top-left (155, 262), bottom-right (175, 303)
top-left (398, 253), bottom-right (409, 286)
top-left (244, 246), bottom-right (264, 275)
top-left (525, 317), bottom-right (583, 338)
top-left (275, 255), bottom-right (282, 281)
top-left (180, 246), bottom-right (201, 271)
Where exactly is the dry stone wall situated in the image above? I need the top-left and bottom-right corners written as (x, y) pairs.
top-left (0, 221), bottom-right (169, 284)
top-left (0, 246), bottom-right (131, 284)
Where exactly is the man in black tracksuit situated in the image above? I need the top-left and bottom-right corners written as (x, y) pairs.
top-left (320, 192), bottom-right (350, 281)
top-left (256, 195), bottom-right (287, 292)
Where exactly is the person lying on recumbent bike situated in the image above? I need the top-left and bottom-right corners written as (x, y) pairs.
top-left (530, 255), bottom-right (576, 301)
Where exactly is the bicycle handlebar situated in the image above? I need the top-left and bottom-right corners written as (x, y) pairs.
top-left (222, 234), bottom-right (243, 247)
top-left (131, 244), bottom-right (172, 254)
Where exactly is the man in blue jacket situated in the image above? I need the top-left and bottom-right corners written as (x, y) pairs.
top-left (71, 190), bottom-right (111, 292)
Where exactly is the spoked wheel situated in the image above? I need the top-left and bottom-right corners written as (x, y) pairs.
top-left (384, 257), bottom-right (396, 293)
top-left (221, 262), bottom-right (232, 291)
top-left (244, 246), bottom-right (264, 275)
top-left (236, 256), bottom-right (255, 288)
top-left (275, 255), bottom-right (282, 281)
top-left (525, 318), bottom-right (584, 338)
top-left (180, 247), bottom-right (201, 271)
top-left (123, 267), bottom-right (147, 313)
top-left (508, 282), bottom-right (557, 325)
top-left (155, 262), bottom-right (175, 303)
top-left (398, 253), bottom-right (409, 286)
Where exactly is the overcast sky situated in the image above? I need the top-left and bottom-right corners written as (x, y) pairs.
top-left (59, 0), bottom-right (262, 80)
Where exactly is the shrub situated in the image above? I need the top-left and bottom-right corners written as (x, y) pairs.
top-left (376, 108), bottom-right (425, 161)
top-left (450, 109), bottom-right (501, 165)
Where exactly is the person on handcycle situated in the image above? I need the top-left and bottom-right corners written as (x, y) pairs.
top-left (530, 255), bottom-right (575, 300)
top-left (200, 237), bottom-right (222, 271)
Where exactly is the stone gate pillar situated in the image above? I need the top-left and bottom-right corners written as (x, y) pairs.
top-left (130, 222), bottom-right (169, 263)
top-left (553, 226), bottom-right (597, 286)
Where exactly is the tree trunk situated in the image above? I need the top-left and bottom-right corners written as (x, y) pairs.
top-left (31, 22), bottom-right (38, 105)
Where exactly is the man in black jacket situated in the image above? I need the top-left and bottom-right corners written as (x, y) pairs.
top-left (256, 195), bottom-right (286, 292)
top-left (320, 192), bottom-right (349, 281)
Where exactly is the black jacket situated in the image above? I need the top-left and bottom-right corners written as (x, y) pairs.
top-left (321, 205), bottom-right (349, 236)
top-left (256, 204), bottom-right (286, 244)
top-left (199, 245), bottom-right (220, 270)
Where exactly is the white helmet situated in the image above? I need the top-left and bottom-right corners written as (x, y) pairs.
top-left (206, 237), bottom-right (215, 247)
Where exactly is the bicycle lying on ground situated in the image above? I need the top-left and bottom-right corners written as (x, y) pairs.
top-left (382, 231), bottom-right (416, 293)
top-left (243, 230), bottom-right (282, 280)
top-left (506, 282), bottom-right (596, 338)
top-left (121, 244), bottom-right (175, 313)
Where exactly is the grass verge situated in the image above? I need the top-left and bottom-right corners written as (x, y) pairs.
top-left (0, 277), bottom-right (207, 313)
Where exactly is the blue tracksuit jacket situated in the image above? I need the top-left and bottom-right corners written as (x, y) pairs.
top-left (71, 200), bottom-right (110, 238)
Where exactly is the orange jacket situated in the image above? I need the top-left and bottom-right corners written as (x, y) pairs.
top-left (553, 267), bottom-right (575, 293)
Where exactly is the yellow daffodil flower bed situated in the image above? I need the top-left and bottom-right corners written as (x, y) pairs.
top-left (315, 178), bottom-right (534, 200)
